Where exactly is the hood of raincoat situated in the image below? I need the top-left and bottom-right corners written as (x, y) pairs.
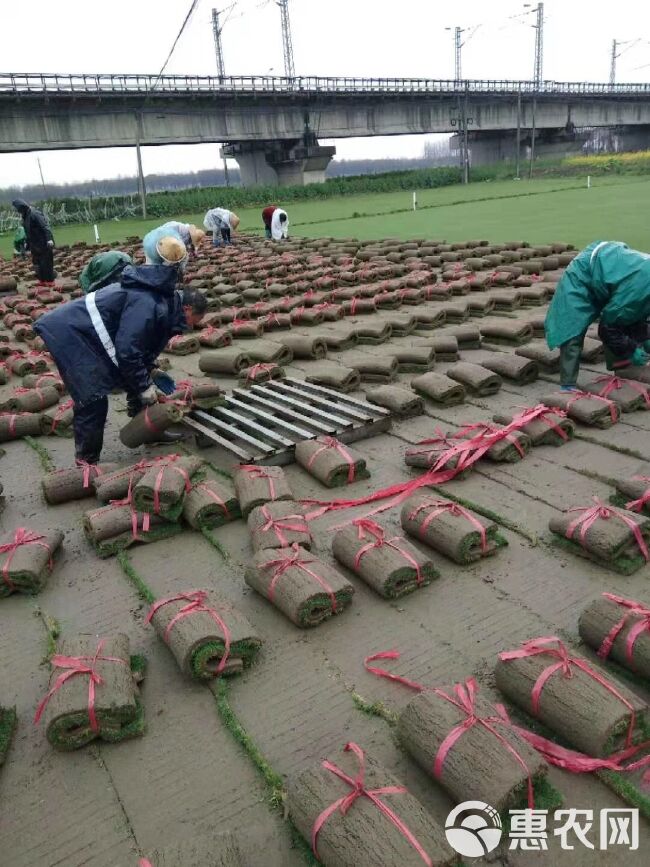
top-left (120, 263), bottom-right (180, 296)
top-left (12, 199), bottom-right (30, 217)
top-left (79, 251), bottom-right (133, 294)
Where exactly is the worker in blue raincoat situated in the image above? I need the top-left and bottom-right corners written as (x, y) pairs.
top-left (34, 235), bottom-right (207, 465)
top-left (545, 241), bottom-right (650, 389)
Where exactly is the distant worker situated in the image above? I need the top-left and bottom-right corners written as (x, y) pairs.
top-left (203, 207), bottom-right (240, 247)
top-left (157, 221), bottom-right (205, 257)
top-left (142, 225), bottom-right (188, 267)
top-left (34, 244), bottom-right (207, 465)
top-left (12, 198), bottom-right (55, 285)
top-left (13, 225), bottom-right (28, 258)
top-left (262, 205), bottom-right (289, 241)
top-left (545, 241), bottom-right (650, 390)
top-left (79, 251), bottom-right (133, 295)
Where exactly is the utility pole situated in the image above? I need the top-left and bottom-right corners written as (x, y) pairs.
top-left (533, 2), bottom-right (544, 88)
top-left (610, 39), bottom-right (618, 85)
top-left (212, 8), bottom-right (226, 81)
top-left (455, 26), bottom-right (462, 82)
top-left (36, 157), bottom-right (47, 200)
top-left (277, 0), bottom-right (295, 79)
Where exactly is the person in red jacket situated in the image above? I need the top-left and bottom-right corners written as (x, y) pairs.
top-left (262, 205), bottom-right (289, 240)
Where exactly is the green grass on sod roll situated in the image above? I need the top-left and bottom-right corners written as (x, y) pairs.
top-left (609, 492), bottom-right (650, 516)
top-left (382, 563), bottom-right (438, 598)
top-left (0, 707), bottom-right (17, 765)
top-left (297, 588), bottom-right (354, 626)
top-left (502, 776), bottom-right (563, 833)
top-left (88, 520), bottom-right (184, 559)
top-left (191, 639), bottom-right (262, 680)
top-left (551, 534), bottom-right (646, 576)
top-left (456, 527), bottom-right (508, 564)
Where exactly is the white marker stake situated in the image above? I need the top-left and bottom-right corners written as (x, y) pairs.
top-left (587, 175), bottom-right (591, 189)
top-left (412, 191), bottom-right (417, 211)
top-left (93, 223), bottom-right (100, 243)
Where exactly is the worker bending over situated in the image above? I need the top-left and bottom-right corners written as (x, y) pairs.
top-left (545, 241), bottom-right (650, 390)
top-left (12, 199), bottom-right (55, 285)
top-left (262, 205), bottom-right (289, 240)
top-left (203, 207), bottom-right (240, 246)
top-left (80, 251), bottom-right (133, 294)
top-left (157, 221), bottom-right (205, 257)
top-left (34, 235), bottom-right (207, 465)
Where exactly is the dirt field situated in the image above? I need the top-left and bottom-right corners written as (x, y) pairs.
top-left (1, 236), bottom-right (649, 866)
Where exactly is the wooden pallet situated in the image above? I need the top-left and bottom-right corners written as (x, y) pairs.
top-left (183, 377), bottom-right (392, 465)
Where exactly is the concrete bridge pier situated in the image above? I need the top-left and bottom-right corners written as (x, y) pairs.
top-left (221, 139), bottom-right (336, 187)
top-left (452, 128), bottom-right (590, 166)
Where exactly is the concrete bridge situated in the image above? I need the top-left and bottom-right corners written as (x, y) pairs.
top-left (2, 73), bottom-right (650, 185)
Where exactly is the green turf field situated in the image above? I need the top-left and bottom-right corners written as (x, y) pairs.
top-left (0, 174), bottom-right (646, 259)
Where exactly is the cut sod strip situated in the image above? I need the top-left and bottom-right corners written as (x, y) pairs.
top-left (83, 503), bottom-right (182, 558)
top-left (540, 391), bottom-right (619, 429)
top-left (549, 503), bottom-right (650, 575)
top-left (0, 527), bottom-right (63, 597)
top-left (119, 402), bottom-right (185, 448)
top-left (42, 462), bottom-right (119, 505)
top-left (454, 423), bottom-right (531, 464)
top-left (332, 519), bottom-right (439, 599)
top-left (142, 831), bottom-right (244, 866)
top-left (0, 384), bottom-right (60, 413)
top-left (480, 352), bottom-right (539, 385)
top-left (167, 381), bottom-right (225, 410)
top-left (247, 500), bottom-right (312, 553)
top-left (163, 333), bottom-right (200, 355)
top-left (410, 372), bottom-right (465, 406)
top-left (147, 589), bottom-right (262, 680)
top-left (401, 494), bottom-right (507, 564)
top-left (132, 455), bottom-right (205, 521)
top-left (305, 362), bottom-right (362, 393)
top-left (610, 475), bottom-right (650, 515)
top-left (94, 457), bottom-right (174, 503)
top-left (492, 408), bottom-right (574, 447)
top-left (581, 377), bottom-right (650, 413)
top-left (365, 385), bottom-right (424, 418)
top-left (445, 361), bottom-right (502, 397)
top-left (40, 399), bottom-right (75, 437)
top-left (35, 634), bottom-right (144, 751)
top-left (515, 341), bottom-right (560, 371)
top-left (429, 335), bottom-right (459, 361)
top-left (295, 436), bottom-right (370, 488)
top-left (182, 479), bottom-right (241, 530)
top-left (579, 593), bottom-right (650, 681)
top-left (245, 544), bottom-right (353, 628)
top-left (238, 363), bottom-right (285, 386)
top-left (199, 347), bottom-right (252, 374)
top-left (287, 743), bottom-right (457, 867)
top-left (233, 463), bottom-right (294, 518)
top-left (0, 411), bottom-right (43, 442)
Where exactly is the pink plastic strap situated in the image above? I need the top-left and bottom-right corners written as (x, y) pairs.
top-left (593, 375), bottom-right (650, 408)
top-left (0, 528), bottom-right (53, 590)
top-left (598, 592), bottom-right (650, 668)
top-left (565, 498), bottom-right (649, 562)
top-left (408, 498), bottom-right (488, 552)
top-left (352, 519), bottom-right (423, 585)
top-left (262, 543), bottom-right (337, 611)
top-left (307, 436), bottom-right (356, 484)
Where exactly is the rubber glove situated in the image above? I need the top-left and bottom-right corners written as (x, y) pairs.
top-left (631, 347), bottom-right (649, 367)
top-left (151, 370), bottom-right (176, 395)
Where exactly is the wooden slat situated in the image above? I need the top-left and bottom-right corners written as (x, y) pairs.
top-left (225, 395), bottom-right (315, 438)
top-left (255, 383), bottom-right (353, 426)
top-left (192, 410), bottom-right (276, 454)
top-left (182, 416), bottom-right (252, 460)
top-left (209, 405), bottom-right (295, 447)
top-left (284, 377), bottom-right (391, 416)
top-left (231, 388), bottom-right (336, 434)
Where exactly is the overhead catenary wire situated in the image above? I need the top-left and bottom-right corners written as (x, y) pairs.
top-left (152, 0), bottom-right (203, 90)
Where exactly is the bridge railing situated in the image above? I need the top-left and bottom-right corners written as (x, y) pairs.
top-left (2, 73), bottom-right (650, 95)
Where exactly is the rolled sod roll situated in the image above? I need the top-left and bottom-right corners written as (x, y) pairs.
top-left (341, 352), bottom-right (398, 383)
top-left (233, 464), bottom-right (293, 517)
top-left (385, 313), bottom-right (416, 336)
top-left (238, 362), bottom-right (285, 386)
top-left (549, 505), bottom-right (650, 574)
top-left (260, 311), bottom-right (293, 330)
top-left (480, 352), bottom-right (539, 384)
top-left (246, 544), bottom-right (353, 627)
top-left (396, 287), bottom-right (422, 304)
top-left (318, 324), bottom-right (358, 351)
top-left (248, 500), bottom-right (312, 552)
top-left (1, 384), bottom-right (60, 413)
top-left (515, 342), bottom-right (560, 371)
top-left (199, 347), bottom-right (252, 374)
top-left (365, 385), bottom-right (424, 418)
top-left (540, 391), bottom-right (618, 428)
top-left (611, 475), bottom-right (650, 514)
top-left (312, 303), bottom-right (345, 322)
top-left (22, 371), bottom-right (66, 393)
top-left (397, 684), bottom-right (547, 812)
top-left (480, 320), bottom-right (534, 346)
top-left (295, 436), bottom-right (370, 488)
top-left (0, 527), bottom-right (64, 597)
top-left (348, 320), bottom-right (393, 344)
top-left (148, 590), bottom-right (261, 679)
top-left (401, 494), bottom-right (507, 563)
top-left (448, 324), bottom-right (482, 350)
top-left (182, 479), bottom-right (241, 529)
top-left (519, 284), bottom-right (551, 305)
top-left (142, 831), bottom-right (244, 867)
top-left (333, 520), bottom-right (439, 598)
top-left (287, 743), bottom-right (455, 867)
top-left (40, 399), bottom-right (74, 436)
top-left (274, 333), bottom-right (327, 359)
top-left (477, 428), bottom-right (531, 463)
top-left (38, 634), bottom-right (142, 750)
top-left (119, 402), bottom-right (185, 448)
top-left (229, 319), bottom-right (264, 339)
top-left (445, 362), bottom-right (501, 396)
top-left (579, 594), bottom-right (650, 680)
top-left (404, 435), bottom-right (472, 475)
top-left (391, 345), bottom-right (435, 373)
top-left (0, 411), bottom-right (43, 442)
top-left (42, 462), bottom-right (119, 505)
top-left (84, 503), bottom-right (181, 558)
top-left (492, 409), bottom-right (575, 446)
top-left (467, 295), bottom-right (496, 316)
top-left (581, 378), bottom-right (649, 413)
top-left (290, 306), bottom-right (325, 325)
top-left (411, 372), bottom-right (465, 406)
top-left (197, 327), bottom-right (232, 348)
top-left (581, 337), bottom-right (604, 362)
top-left (438, 302), bottom-right (469, 324)
top-left (0, 365), bottom-right (8, 386)
top-left (409, 306), bottom-right (447, 329)
top-left (305, 362), bottom-right (361, 393)
top-left (164, 334), bottom-right (200, 355)
top-left (612, 365), bottom-right (650, 386)
top-left (494, 637), bottom-right (649, 757)
top-left (8, 353), bottom-right (42, 376)
top-left (168, 381), bottom-right (225, 410)
top-left (94, 458), bottom-right (169, 503)
top-left (375, 290), bottom-right (403, 310)
top-left (238, 338), bottom-right (293, 365)
top-left (430, 335), bottom-right (459, 361)
top-left (132, 455), bottom-right (205, 519)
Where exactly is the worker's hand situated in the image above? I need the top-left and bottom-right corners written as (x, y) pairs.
top-left (139, 384), bottom-right (159, 406)
top-left (631, 347), bottom-right (649, 366)
top-left (47, 240), bottom-right (54, 248)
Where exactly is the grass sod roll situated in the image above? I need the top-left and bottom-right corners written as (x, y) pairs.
top-left (148, 591), bottom-right (261, 680)
top-left (474, 429), bottom-right (531, 463)
top-left (0, 706), bottom-right (17, 766)
top-left (274, 332), bottom-right (328, 359)
top-left (305, 362), bottom-right (361, 393)
top-left (448, 324), bottom-right (482, 349)
top-left (611, 475), bottom-right (650, 515)
top-left (480, 353), bottom-right (539, 385)
top-left (119, 403), bottom-right (185, 448)
top-left (199, 347), bottom-right (252, 374)
top-left (397, 688), bottom-right (549, 814)
top-left (182, 479), bottom-right (241, 530)
top-left (404, 436), bottom-right (473, 475)
top-left (198, 327), bottom-right (232, 348)
top-left (247, 500), bottom-right (312, 553)
top-left (229, 320), bottom-right (265, 339)
top-left (445, 361), bottom-right (502, 396)
top-left (581, 337), bottom-right (604, 362)
top-left (347, 320), bottom-right (393, 344)
top-left (83, 503), bottom-right (182, 558)
top-left (168, 383), bottom-right (225, 410)
top-left (429, 336), bottom-right (459, 361)
top-left (143, 831), bottom-right (244, 867)
top-left (341, 352), bottom-right (398, 383)
top-left (317, 324), bottom-right (359, 351)
top-left (290, 306), bottom-right (325, 325)
top-left (581, 379), bottom-right (649, 413)
top-left (1, 384), bottom-right (60, 413)
top-left (540, 391), bottom-right (618, 428)
top-left (286, 745), bottom-right (456, 867)
top-left (40, 401), bottom-right (74, 436)
top-left (410, 372), bottom-right (465, 406)
top-left (492, 411), bottom-right (575, 446)
top-left (7, 355), bottom-right (35, 376)
top-left (238, 363), bottom-right (285, 386)
top-left (237, 338), bottom-right (293, 365)
top-left (332, 522), bottom-right (439, 598)
top-left (0, 528), bottom-right (64, 597)
top-left (131, 455), bottom-right (205, 520)
top-left (22, 372), bottom-right (65, 393)
top-left (494, 639), bottom-right (650, 758)
top-left (391, 345), bottom-right (435, 373)
top-left (163, 334), bottom-right (200, 355)
top-left (94, 460), bottom-right (162, 503)
top-left (383, 313), bottom-right (416, 336)
top-left (246, 545), bottom-right (353, 627)
top-left (480, 320), bottom-right (534, 346)
top-left (39, 634), bottom-right (142, 751)
top-left (400, 494), bottom-right (507, 564)
top-left (408, 306), bottom-right (447, 328)
top-left (515, 342), bottom-right (560, 371)
top-left (365, 384), bottom-right (424, 418)
top-left (42, 462), bottom-right (119, 505)
top-left (615, 365), bottom-right (650, 386)
top-left (0, 412), bottom-right (44, 442)
top-left (579, 595), bottom-right (650, 680)
top-left (233, 464), bottom-right (293, 518)
top-left (295, 437), bottom-right (370, 488)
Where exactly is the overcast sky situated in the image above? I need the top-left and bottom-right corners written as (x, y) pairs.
top-left (1, 0), bottom-right (649, 187)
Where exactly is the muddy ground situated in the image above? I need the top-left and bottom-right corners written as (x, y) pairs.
top-left (1, 277), bottom-right (650, 866)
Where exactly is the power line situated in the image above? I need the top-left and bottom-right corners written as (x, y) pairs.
top-left (152, 0), bottom-right (203, 89)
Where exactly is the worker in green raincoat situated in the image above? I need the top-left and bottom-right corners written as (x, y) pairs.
top-left (545, 241), bottom-right (650, 390)
top-left (13, 225), bottom-right (28, 258)
top-left (79, 250), bottom-right (133, 295)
